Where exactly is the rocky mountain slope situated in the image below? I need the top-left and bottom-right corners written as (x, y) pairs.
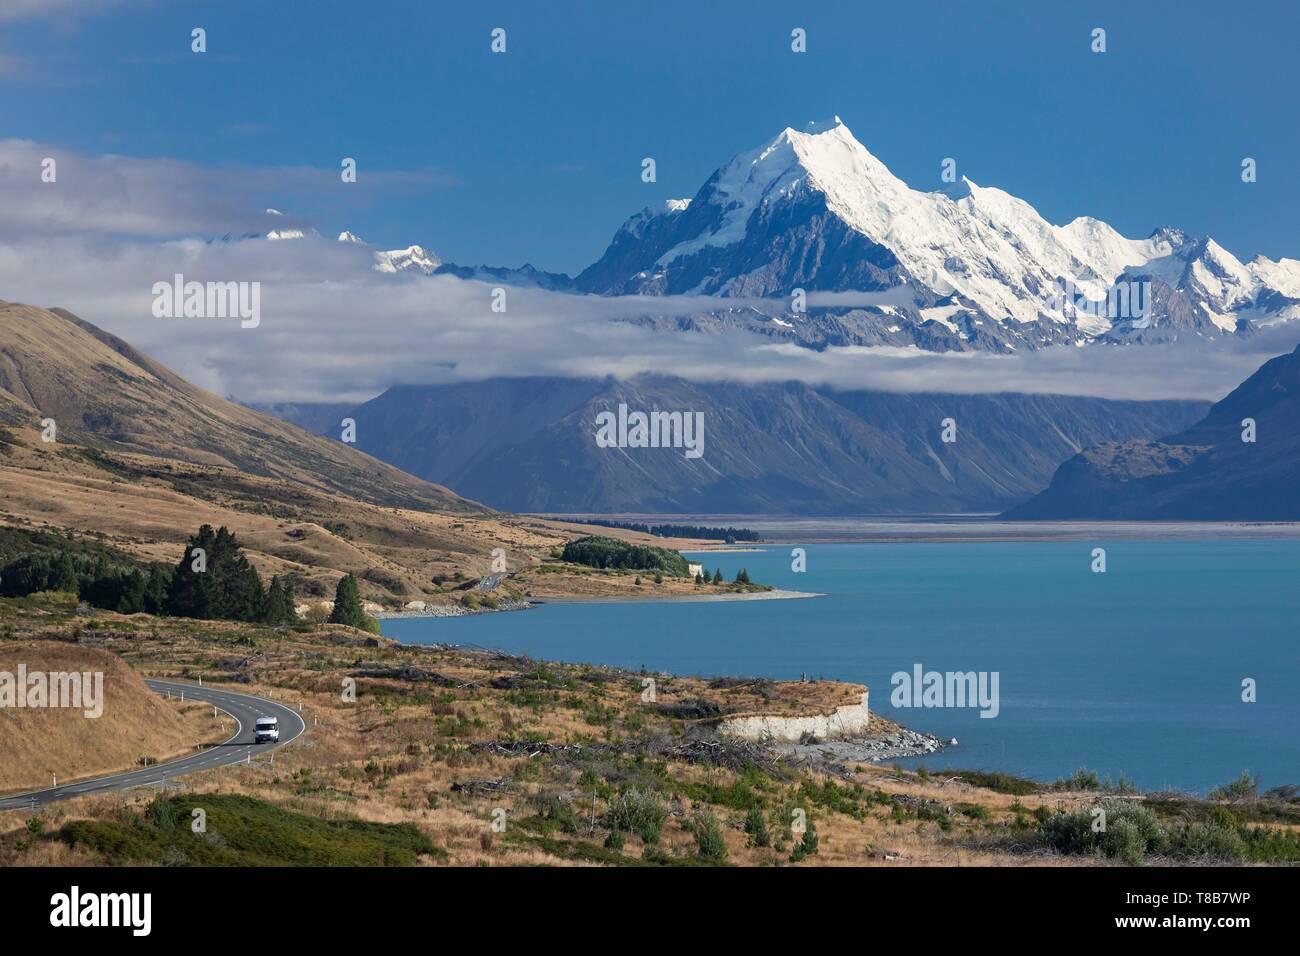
top-left (267, 377), bottom-right (1206, 514)
top-left (1005, 345), bottom-right (1300, 520)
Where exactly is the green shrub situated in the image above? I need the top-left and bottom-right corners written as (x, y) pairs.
top-left (1210, 771), bottom-right (1260, 802)
top-left (689, 809), bottom-right (728, 862)
top-left (59, 794), bottom-right (441, 866)
top-left (790, 817), bottom-right (819, 862)
top-left (1038, 800), bottom-right (1167, 863)
top-left (744, 805), bottom-right (770, 847)
top-left (605, 789), bottom-right (668, 846)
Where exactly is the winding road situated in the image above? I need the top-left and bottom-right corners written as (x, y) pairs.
top-left (0, 679), bottom-right (306, 812)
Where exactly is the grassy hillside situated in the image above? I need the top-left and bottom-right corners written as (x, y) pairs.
top-left (0, 301), bottom-right (476, 513)
top-left (0, 628), bottom-right (222, 793)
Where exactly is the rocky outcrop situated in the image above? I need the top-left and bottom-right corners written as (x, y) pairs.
top-left (718, 690), bottom-right (870, 743)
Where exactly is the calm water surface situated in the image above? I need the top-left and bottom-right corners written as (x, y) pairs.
top-left (383, 540), bottom-right (1300, 794)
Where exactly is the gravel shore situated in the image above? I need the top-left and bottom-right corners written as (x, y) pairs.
top-left (777, 726), bottom-right (948, 764)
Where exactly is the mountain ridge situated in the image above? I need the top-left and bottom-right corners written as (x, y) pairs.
top-left (1005, 344), bottom-right (1300, 520)
top-left (261, 377), bottom-right (1208, 515)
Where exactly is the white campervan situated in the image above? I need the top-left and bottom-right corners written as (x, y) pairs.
top-left (253, 716), bottom-right (280, 743)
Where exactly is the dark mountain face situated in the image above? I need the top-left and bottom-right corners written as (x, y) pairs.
top-left (576, 185), bottom-right (911, 298)
top-left (267, 377), bottom-right (1206, 515)
top-left (1004, 344), bottom-right (1300, 520)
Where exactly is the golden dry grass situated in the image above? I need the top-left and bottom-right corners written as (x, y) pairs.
top-left (6, 599), bottom-right (1281, 869)
top-left (0, 640), bottom-right (223, 793)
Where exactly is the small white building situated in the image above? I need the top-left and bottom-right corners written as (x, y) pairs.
top-left (687, 562), bottom-right (704, 578)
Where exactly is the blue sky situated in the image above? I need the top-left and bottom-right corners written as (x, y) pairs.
top-left (2, 0), bottom-right (1297, 274)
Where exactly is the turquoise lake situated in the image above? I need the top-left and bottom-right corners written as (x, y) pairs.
top-left (382, 540), bottom-right (1300, 794)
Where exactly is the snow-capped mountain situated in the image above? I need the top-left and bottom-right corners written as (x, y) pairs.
top-left (264, 208), bottom-right (315, 241)
top-left (241, 119), bottom-right (1300, 353)
top-left (336, 231), bottom-right (442, 274)
top-left (210, 208), bottom-right (319, 244)
top-left (567, 117), bottom-right (1300, 351)
top-left (1106, 230), bottom-right (1300, 343)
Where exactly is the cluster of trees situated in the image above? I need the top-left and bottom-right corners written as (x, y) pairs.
top-left (0, 551), bottom-right (170, 614)
top-left (694, 567), bottom-right (750, 586)
top-left (561, 536), bottom-right (690, 576)
top-left (0, 525), bottom-right (384, 633)
top-left (0, 525), bottom-right (297, 625)
top-left (585, 520), bottom-right (759, 543)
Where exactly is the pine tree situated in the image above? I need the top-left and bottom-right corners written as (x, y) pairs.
top-left (115, 569), bottom-right (148, 614)
top-left (329, 573), bottom-right (366, 628)
top-left (166, 525), bottom-right (219, 618)
top-left (734, 568), bottom-right (751, 585)
top-left (262, 575), bottom-right (296, 625)
top-left (165, 524), bottom-right (265, 622)
top-left (712, 568), bottom-right (723, 585)
top-left (144, 565), bottom-right (171, 614)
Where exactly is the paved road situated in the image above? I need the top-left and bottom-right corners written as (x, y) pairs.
top-left (0, 679), bottom-right (306, 811)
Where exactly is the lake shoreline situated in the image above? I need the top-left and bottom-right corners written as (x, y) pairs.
top-left (532, 587), bottom-right (824, 605)
top-left (374, 587), bottom-right (824, 619)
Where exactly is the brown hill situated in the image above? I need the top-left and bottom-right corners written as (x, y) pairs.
top-left (0, 299), bottom-right (720, 606)
top-left (0, 641), bottom-right (221, 793)
top-left (0, 300), bottom-right (472, 513)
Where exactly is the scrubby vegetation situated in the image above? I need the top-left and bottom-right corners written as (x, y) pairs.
top-left (1053, 767), bottom-right (1138, 793)
top-left (4, 591), bottom-right (1297, 870)
top-left (950, 769), bottom-right (1039, 796)
top-left (57, 794), bottom-right (441, 866)
top-left (1035, 794), bottom-right (1300, 864)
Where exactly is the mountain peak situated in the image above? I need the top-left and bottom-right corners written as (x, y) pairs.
top-left (797, 115), bottom-right (845, 135)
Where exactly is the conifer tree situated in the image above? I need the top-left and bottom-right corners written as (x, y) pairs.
top-left (262, 575), bottom-right (297, 625)
top-left (329, 573), bottom-right (366, 628)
